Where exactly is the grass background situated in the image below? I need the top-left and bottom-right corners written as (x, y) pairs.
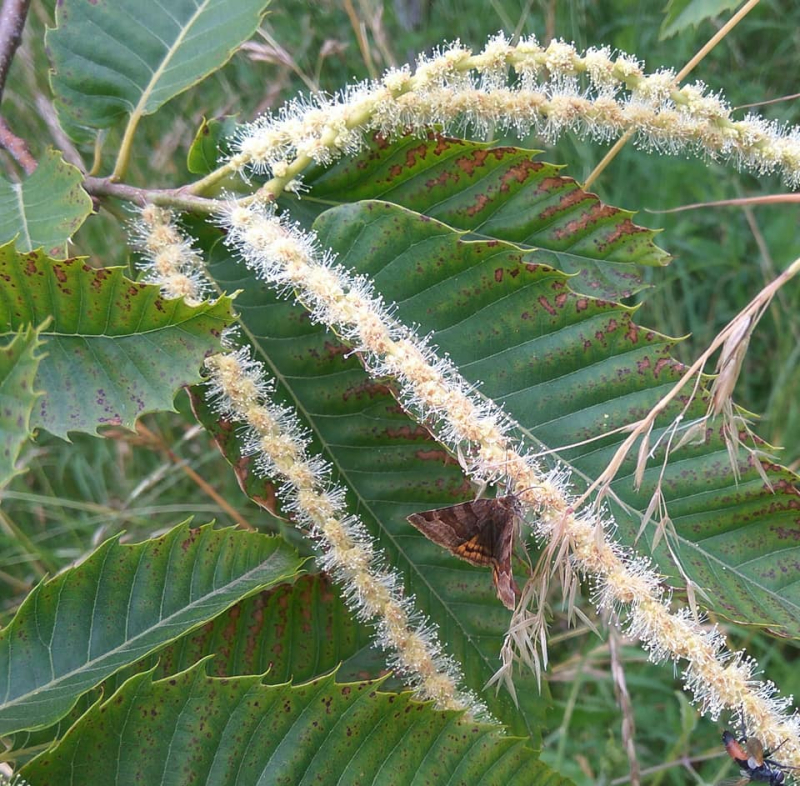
top-left (2, 0), bottom-right (799, 783)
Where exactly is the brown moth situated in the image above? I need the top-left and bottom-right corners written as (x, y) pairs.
top-left (407, 495), bottom-right (519, 609)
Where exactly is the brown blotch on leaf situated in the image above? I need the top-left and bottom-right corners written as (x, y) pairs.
top-left (404, 143), bottom-right (430, 169)
top-left (342, 378), bottom-right (392, 401)
top-left (624, 323), bottom-right (640, 344)
top-left (322, 340), bottom-right (349, 360)
top-left (432, 135), bottom-right (456, 155)
top-left (425, 170), bottom-right (454, 190)
top-left (414, 448), bottom-right (458, 465)
top-left (499, 158), bottom-right (541, 189)
top-left (383, 423), bottom-right (432, 441)
top-left (537, 295), bottom-right (557, 316)
top-left (464, 193), bottom-right (491, 217)
top-left (180, 529), bottom-right (200, 552)
top-left (455, 149), bottom-right (490, 176)
top-left (653, 357), bottom-right (672, 377)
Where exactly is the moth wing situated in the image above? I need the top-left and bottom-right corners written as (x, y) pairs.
top-left (488, 500), bottom-right (517, 610)
top-left (407, 498), bottom-right (518, 610)
top-left (407, 498), bottom-right (501, 566)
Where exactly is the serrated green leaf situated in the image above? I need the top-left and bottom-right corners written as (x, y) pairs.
top-left (311, 200), bottom-right (800, 638)
top-left (21, 667), bottom-right (570, 786)
top-left (48, 0), bottom-right (270, 133)
top-left (302, 133), bottom-right (670, 300)
top-left (152, 571), bottom-right (383, 685)
top-left (0, 324), bottom-right (45, 486)
top-left (6, 575), bottom-right (395, 759)
top-left (187, 115), bottom-right (239, 175)
top-left (660, 0), bottom-right (740, 39)
top-left (199, 226), bottom-right (551, 743)
top-left (0, 521), bottom-right (304, 736)
top-left (116, 574), bottom-right (396, 689)
top-left (0, 150), bottom-right (91, 257)
top-left (0, 243), bottom-right (234, 438)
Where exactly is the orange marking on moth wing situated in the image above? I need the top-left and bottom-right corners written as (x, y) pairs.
top-left (454, 536), bottom-right (493, 566)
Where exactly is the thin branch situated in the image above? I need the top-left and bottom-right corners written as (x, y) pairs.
top-left (650, 194), bottom-right (800, 213)
top-left (34, 94), bottom-right (84, 170)
top-left (736, 91), bottom-right (800, 110)
top-left (0, 0), bottom-right (34, 173)
top-left (184, 160), bottom-right (241, 196)
top-left (674, 0), bottom-right (760, 83)
top-left (582, 128), bottom-right (633, 190)
top-left (0, 0), bottom-right (31, 104)
top-left (83, 177), bottom-right (221, 214)
top-left (0, 114), bottom-right (34, 173)
top-left (609, 751), bottom-right (725, 786)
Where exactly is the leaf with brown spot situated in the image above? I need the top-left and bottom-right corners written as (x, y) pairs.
top-left (0, 521), bottom-right (303, 736)
top-left (0, 324), bottom-right (45, 487)
top-left (312, 200), bottom-right (800, 638)
top-left (303, 132), bottom-right (669, 300)
top-left (0, 242), bottom-right (234, 438)
top-left (21, 669), bottom-right (568, 786)
top-left (198, 225), bottom-right (552, 743)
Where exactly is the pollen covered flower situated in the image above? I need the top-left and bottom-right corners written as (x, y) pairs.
top-left (204, 344), bottom-right (484, 717)
top-left (130, 205), bottom-right (209, 305)
top-left (229, 33), bottom-right (800, 199)
top-left (221, 196), bottom-right (800, 766)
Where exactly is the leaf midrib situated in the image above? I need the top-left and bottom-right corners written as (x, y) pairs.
top-left (1, 549), bottom-right (291, 717)
top-left (238, 316), bottom-right (507, 692)
top-left (131, 0), bottom-right (212, 120)
top-left (10, 183), bottom-right (32, 251)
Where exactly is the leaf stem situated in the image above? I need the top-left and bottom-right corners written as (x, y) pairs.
top-left (582, 128), bottom-right (633, 190)
top-left (84, 177), bottom-right (221, 214)
top-left (108, 0), bottom-right (209, 181)
top-left (185, 161), bottom-right (241, 195)
top-left (110, 110), bottom-right (142, 181)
